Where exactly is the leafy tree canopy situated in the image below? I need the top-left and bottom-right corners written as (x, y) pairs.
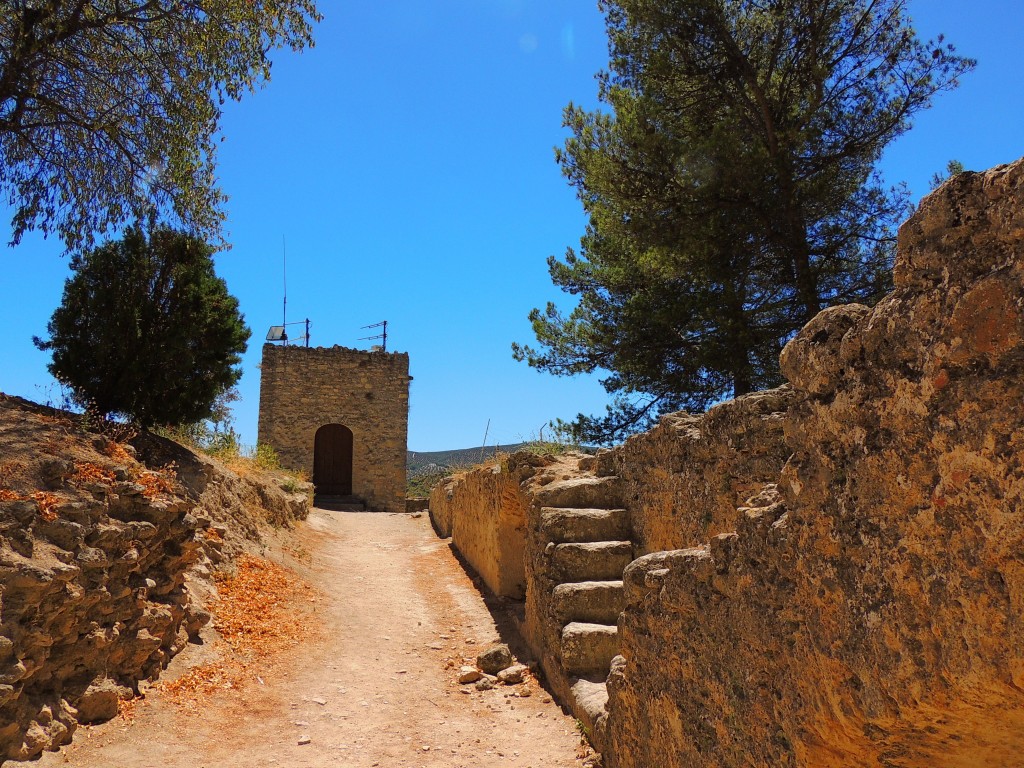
top-left (0, 0), bottom-right (320, 249)
top-left (515, 0), bottom-right (973, 444)
top-left (35, 226), bottom-right (251, 427)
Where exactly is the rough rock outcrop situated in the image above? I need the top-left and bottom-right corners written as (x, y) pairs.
top-left (605, 160), bottom-right (1024, 767)
top-left (617, 386), bottom-right (793, 555)
top-left (0, 396), bottom-right (310, 763)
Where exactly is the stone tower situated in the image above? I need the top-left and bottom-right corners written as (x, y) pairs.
top-left (257, 343), bottom-right (410, 513)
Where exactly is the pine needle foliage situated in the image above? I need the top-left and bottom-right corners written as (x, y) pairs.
top-left (514, 0), bottom-right (974, 444)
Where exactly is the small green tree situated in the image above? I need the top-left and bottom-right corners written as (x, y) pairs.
top-left (929, 159), bottom-right (967, 191)
top-left (35, 227), bottom-right (251, 428)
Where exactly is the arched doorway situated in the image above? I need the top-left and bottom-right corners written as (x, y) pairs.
top-left (313, 424), bottom-right (354, 495)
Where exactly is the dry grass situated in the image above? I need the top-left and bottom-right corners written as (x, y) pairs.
top-left (155, 555), bottom-right (319, 708)
top-left (214, 454), bottom-right (258, 478)
top-left (36, 411), bottom-right (74, 427)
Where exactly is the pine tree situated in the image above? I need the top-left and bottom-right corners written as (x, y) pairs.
top-left (514, 0), bottom-right (973, 444)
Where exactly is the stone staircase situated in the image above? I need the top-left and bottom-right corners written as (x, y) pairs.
top-left (528, 456), bottom-right (631, 750)
top-left (313, 494), bottom-right (367, 512)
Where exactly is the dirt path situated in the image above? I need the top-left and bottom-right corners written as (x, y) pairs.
top-left (38, 508), bottom-right (591, 768)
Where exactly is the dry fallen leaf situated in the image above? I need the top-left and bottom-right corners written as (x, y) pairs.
top-left (30, 491), bottom-right (62, 521)
top-left (156, 554), bottom-right (320, 709)
top-left (69, 461), bottom-right (116, 486)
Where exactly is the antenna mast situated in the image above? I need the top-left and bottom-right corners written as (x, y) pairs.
top-left (282, 236), bottom-right (287, 344)
top-left (265, 237), bottom-right (311, 346)
top-left (360, 321), bottom-right (388, 351)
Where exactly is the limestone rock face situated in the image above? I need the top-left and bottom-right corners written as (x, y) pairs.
top-left (605, 158), bottom-right (1024, 767)
top-left (74, 679), bottom-right (127, 725)
top-left (477, 643), bottom-right (514, 675)
top-left (617, 386), bottom-right (793, 555)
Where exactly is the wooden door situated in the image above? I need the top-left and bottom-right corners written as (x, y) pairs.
top-left (313, 424), bottom-right (353, 495)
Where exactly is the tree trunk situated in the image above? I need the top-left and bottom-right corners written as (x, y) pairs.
top-left (722, 276), bottom-right (755, 399)
top-left (776, 164), bottom-right (820, 323)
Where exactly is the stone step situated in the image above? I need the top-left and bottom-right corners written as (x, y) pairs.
top-left (314, 495), bottom-right (366, 512)
top-left (549, 541), bottom-right (634, 582)
top-left (540, 508), bottom-right (630, 544)
top-left (570, 678), bottom-right (610, 752)
top-left (561, 622), bottom-right (619, 677)
top-left (552, 581), bottom-right (625, 625)
top-left (534, 476), bottom-right (623, 510)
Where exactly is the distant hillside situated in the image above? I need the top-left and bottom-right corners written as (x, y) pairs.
top-left (406, 443), bottom-right (596, 497)
top-left (405, 444), bottom-right (528, 498)
top-left (406, 444), bottom-right (527, 476)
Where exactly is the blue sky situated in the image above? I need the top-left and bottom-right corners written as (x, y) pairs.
top-left (2, 1), bottom-right (1022, 451)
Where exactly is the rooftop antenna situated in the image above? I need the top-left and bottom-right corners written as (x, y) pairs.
top-left (282, 236), bottom-right (287, 342)
top-left (480, 418), bottom-right (491, 462)
top-left (265, 236), bottom-right (311, 346)
top-left (360, 321), bottom-right (388, 351)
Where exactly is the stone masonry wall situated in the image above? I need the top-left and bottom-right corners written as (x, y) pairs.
top-left (604, 159), bottom-right (1024, 767)
top-left (429, 452), bottom-right (558, 599)
top-left (428, 481), bottom-right (454, 539)
top-left (258, 344), bottom-right (410, 514)
top-left (431, 450), bottom-right (624, 747)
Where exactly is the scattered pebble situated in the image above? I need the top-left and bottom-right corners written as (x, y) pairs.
top-left (297, 735), bottom-right (311, 746)
top-left (497, 664), bottom-right (527, 685)
top-left (477, 643), bottom-right (514, 675)
top-left (475, 675), bottom-right (497, 691)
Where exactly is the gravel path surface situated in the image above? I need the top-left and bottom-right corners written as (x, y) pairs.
top-left (39, 508), bottom-right (591, 768)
